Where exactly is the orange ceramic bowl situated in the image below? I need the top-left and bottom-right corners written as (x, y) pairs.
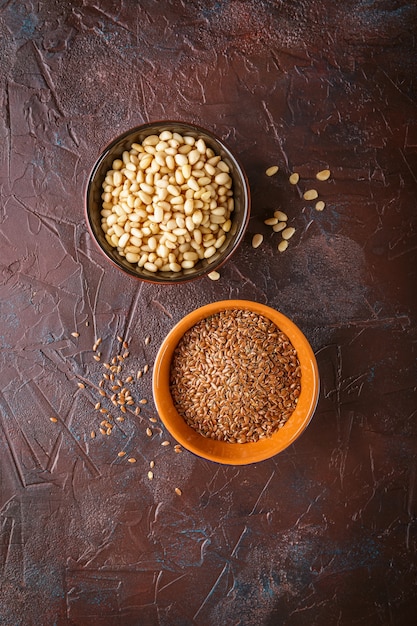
top-left (152, 300), bottom-right (320, 465)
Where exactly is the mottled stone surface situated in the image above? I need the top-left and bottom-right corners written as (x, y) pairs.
top-left (1, 1), bottom-right (416, 624)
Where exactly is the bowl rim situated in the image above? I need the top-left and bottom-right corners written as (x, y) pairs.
top-left (152, 299), bottom-right (320, 465)
top-left (84, 120), bottom-right (251, 285)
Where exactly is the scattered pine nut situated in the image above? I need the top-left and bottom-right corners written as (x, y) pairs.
top-left (77, 382), bottom-right (85, 389)
top-left (264, 217), bottom-right (278, 226)
top-left (289, 173), bottom-right (299, 185)
top-left (50, 416), bottom-right (58, 423)
top-left (278, 240), bottom-right (289, 252)
top-left (148, 471), bottom-right (154, 480)
top-left (161, 441), bottom-right (170, 446)
top-left (303, 189), bottom-right (318, 201)
top-left (175, 487), bottom-right (182, 496)
top-left (274, 210), bottom-right (288, 221)
top-left (71, 332), bottom-right (80, 338)
top-left (208, 271), bottom-right (220, 281)
top-left (128, 457), bottom-right (136, 463)
top-left (315, 200), bottom-right (326, 211)
top-left (118, 451), bottom-right (127, 457)
top-left (252, 233), bottom-right (263, 249)
top-left (282, 227), bottom-right (296, 241)
top-left (265, 165), bottom-right (279, 176)
top-left (272, 222), bottom-right (287, 233)
top-left (316, 169), bottom-right (331, 181)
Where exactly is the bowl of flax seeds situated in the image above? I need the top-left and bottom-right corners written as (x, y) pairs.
top-left (152, 300), bottom-right (319, 464)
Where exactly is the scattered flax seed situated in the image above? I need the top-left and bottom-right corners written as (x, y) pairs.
top-left (103, 373), bottom-right (110, 380)
top-left (175, 487), bottom-right (182, 496)
top-left (120, 406), bottom-right (127, 414)
top-left (95, 402), bottom-right (101, 410)
top-left (208, 270), bottom-right (220, 281)
top-left (174, 445), bottom-right (182, 453)
top-left (149, 417), bottom-right (158, 423)
top-left (274, 210), bottom-right (288, 222)
top-left (99, 428), bottom-right (107, 435)
top-left (252, 233), bottom-right (263, 249)
top-left (137, 370), bottom-right (143, 379)
top-left (104, 363), bottom-right (110, 370)
top-left (146, 428), bottom-right (153, 437)
top-left (148, 471), bottom-right (154, 480)
top-left (77, 382), bottom-right (85, 389)
top-left (116, 416), bottom-right (125, 422)
top-left (128, 457), bottom-right (136, 463)
top-left (139, 398), bottom-right (148, 405)
top-left (99, 408), bottom-right (108, 414)
top-left (272, 222), bottom-right (287, 233)
top-left (135, 407), bottom-right (141, 415)
top-left (118, 451), bottom-right (127, 457)
top-left (282, 227), bottom-right (296, 241)
top-left (50, 417), bottom-right (58, 423)
top-left (90, 431), bottom-right (96, 438)
top-left (122, 340), bottom-right (129, 349)
top-left (143, 364), bottom-right (149, 374)
top-left (99, 389), bottom-right (107, 397)
top-left (125, 376), bottom-right (133, 383)
top-left (85, 321), bottom-right (89, 326)
top-left (145, 336), bottom-right (151, 346)
top-left (93, 355), bottom-right (101, 362)
top-left (161, 441), bottom-right (170, 447)
top-left (117, 336), bottom-right (123, 343)
top-left (150, 460), bottom-right (155, 469)
top-left (265, 165), bottom-right (279, 176)
top-left (289, 172), bottom-right (299, 185)
top-left (106, 428), bottom-right (112, 436)
top-left (71, 332), bottom-right (79, 338)
top-left (315, 200), bottom-right (326, 211)
top-left (316, 169), bottom-right (331, 181)
top-left (99, 380), bottom-right (104, 388)
top-left (303, 189), bottom-right (319, 201)
top-left (278, 240), bottom-right (289, 252)
top-left (264, 217), bottom-right (278, 226)
top-left (123, 351), bottom-right (129, 359)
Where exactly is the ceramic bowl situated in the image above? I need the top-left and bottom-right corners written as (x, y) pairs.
top-left (152, 300), bottom-right (320, 465)
top-left (85, 121), bottom-right (250, 284)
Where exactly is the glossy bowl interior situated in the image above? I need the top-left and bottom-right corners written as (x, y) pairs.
top-left (153, 300), bottom-right (320, 465)
top-left (85, 121), bottom-right (250, 284)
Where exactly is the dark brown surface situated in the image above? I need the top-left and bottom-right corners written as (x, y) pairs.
top-left (1, 1), bottom-right (417, 624)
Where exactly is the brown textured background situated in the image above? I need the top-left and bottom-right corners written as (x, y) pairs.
top-left (1, 1), bottom-right (417, 624)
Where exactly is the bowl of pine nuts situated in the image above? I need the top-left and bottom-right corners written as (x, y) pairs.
top-left (153, 300), bottom-right (320, 465)
top-left (85, 121), bottom-right (250, 283)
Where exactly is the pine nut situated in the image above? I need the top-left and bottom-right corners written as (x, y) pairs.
top-left (316, 169), bottom-right (331, 181)
top-left (282, 227), bottom-right (296, 240)
top-left (274, 211), bottom-right (287, 221)
top-left (289, 173), bottom-right (299, 185)
top-left (278, 240), bottom-right (289, 252)
top-left (265, 165), bottom-right (279, 176)
top-left (315, 201), bottom-right (326, 211)
top-left (303, 189), bottom-right (318, 200)
top-left (252, 233), bottom-right (263, 249)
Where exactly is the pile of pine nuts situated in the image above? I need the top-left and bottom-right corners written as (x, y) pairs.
top-left (100, 131), bottom-right (235, 273)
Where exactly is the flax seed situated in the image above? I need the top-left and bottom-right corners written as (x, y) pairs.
top-left (71, 332), bottom-right (79, 338)
top-left (77, 382), bottom-right (85, 389)
top-left (128, 457), bottom-right (136, 463)
top-left (118, 451), bottom-right (126, 457)
top-left (148, 471), bottom-right (154, 480)
top-left (146, 428), bottom-right (152, 437)
top-left (50, 417), bottom-right (58, 423)
top-left (175, 488), bottom-right (182, 496)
